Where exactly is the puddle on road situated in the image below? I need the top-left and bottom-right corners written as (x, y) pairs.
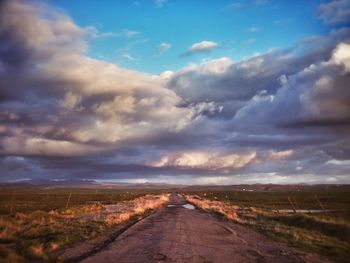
top-left (167, 204), bottom-right (196, 209)
top-left (278, 209), bottom-right (332, 213)
top-left (182, 204), bottom-right (195, 210)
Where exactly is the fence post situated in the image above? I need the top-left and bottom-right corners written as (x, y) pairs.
top-left (314, 195), bottom-right (327, 216)
top-left (287, 196), bottom-right (297, 213)
top-left (292, 197), bottom-right (299, 210)
top-left (10, 190), bottom-right (16, 213)
top-left (66, 193), bottom-right (72, 209)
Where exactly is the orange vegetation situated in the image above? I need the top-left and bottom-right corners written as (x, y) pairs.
top-left (106, 194), bottom-right (169, 225)
top-left (185, 195), bottom-right (240, 222)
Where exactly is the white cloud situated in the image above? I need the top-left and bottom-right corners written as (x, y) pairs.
top-left (120, 29), bottom-right (140, 38)
top-left (59, 91), bottom-right (82, 110)
top-left (157, 42), bottom-right (171, 54)
top-left (188, 40), bottom-right (219, 53)
top-left (232, 42), bottom-right (350, 134)
top-left (244, 38), bottom-right (256, 45)
top-left (0, 0), bottom-right (196, 152)
top-left (326, 159), bottom-right (350, 166)
top-left (0, 137), bottom-right (98, 156)
top-left (269, 150), bottom-right (294, 161)
top-left (122, 52), bottom-right (139, 61)
top-left (151, 151), bottom-right (256, 170)
top-left (331, 42), bottom-right (350, 69)
top-left (86, 28), bottom-right (140, 39)
top-left (227, 2), bottom-right (244, 10)
top-left (159, 70), bottom-right (174, 80)
top-left (176, 57), bottom-right (233, 76)
top-left (154, 0), bottom-right (168, 8)
top-left (248, 27), bottom-right (260, 32)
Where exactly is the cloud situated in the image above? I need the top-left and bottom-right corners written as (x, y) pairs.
top-left (122, 52), bottom-right (140, 61)
top-left (0, 0), bottom-right (195, 153)
top-left (248, 27), bottom-right (260, 32)
top-left (189, 40), bottom-right (219, 52)
top-left (89, 28), bottom-right (140, 39)
top-left (150, 151), bottom-right (256, 170)
top-left (1, 0), bottom-right (350, 183)
top-left (268, 150), bottom-right (294, 162)
top-left (168, 29), bottom-right (350, 111)
top-left (327, 159), bottom-right (350, 166)
top-left (227, 0), bottom-right (269, 10)
top-left (121, 29), bottom-right (140, 38)
top-left (318, 0), bottom-right (350, 24)
top-left (181, 41), bottom-right (219, 56)
top-left (154, 0), bottom-right (168, 8)
top-left (1, 137), bottom-right (98, 156)
top-left (227, 1), bottom-right (245, 10)
top-left (243, 38), bottom-right (256, 45)
top-left (232, 42), bottom-right (350, 131)
top-left (157, 42), bottom-right (171, 54)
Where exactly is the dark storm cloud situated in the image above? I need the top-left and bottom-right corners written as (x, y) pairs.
top-left (0, 0), bottom-right (350, 183)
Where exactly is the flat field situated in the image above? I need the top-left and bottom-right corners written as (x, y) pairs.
top-left (183, 185), bottom-right (350, 263)
top-left (0, 187), bottom-right (164, 214)
top-left (0, 186), bottom-right (167, 262)
top-left (0, 184), bottom-right (349, 262)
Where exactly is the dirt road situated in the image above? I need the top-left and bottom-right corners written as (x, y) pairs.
top-left (81, 194), bottom-right (329, 263)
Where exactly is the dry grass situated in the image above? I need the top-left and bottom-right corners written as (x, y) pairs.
top-left (185, 195), bottom-right (240, 221)
top-left (62, 203), bottom-right (105, 216)
top-left (105, 194), bottom-right (169, 225)
top-left (0, 210), bottom-right (107, 262)
top-left (0, 194), bottom-right (169, 262)
top-left (185, 194), bottom-right (350, 263)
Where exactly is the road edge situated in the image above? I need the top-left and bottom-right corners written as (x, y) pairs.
top-left (54, 209), bottom-right (158, 262)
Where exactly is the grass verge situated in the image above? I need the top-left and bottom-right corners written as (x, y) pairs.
top-left (185, 194), bottom-right (350, 263)
top-left (0, 194), bottom-right (169, 262)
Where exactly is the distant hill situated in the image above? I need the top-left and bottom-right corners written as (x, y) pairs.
top-left (0, 179), bottom-right (349, 191)
top-left (182, 184), bottom-right (350, 192)
top-left (0, 179), bottom-right (186, 189)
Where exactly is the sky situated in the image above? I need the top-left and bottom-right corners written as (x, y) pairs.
top-left (0, 0), bottom-right (349, 185)
top-left (50, 0), bottom-right (330, 74)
